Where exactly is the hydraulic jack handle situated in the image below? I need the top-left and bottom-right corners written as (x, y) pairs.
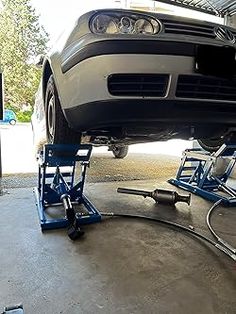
top-left (61, 194), bottom-right (84, 240)
top-left (117, 187), bottom-right (191, 206)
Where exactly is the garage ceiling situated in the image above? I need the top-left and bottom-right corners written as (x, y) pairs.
top-left (155, 0), bottom-right (236, 17)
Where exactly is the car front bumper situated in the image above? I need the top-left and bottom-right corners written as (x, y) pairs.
top-left (60, 53), bottom-right (195, 110)
top-left (60, 53), bottom-right (236, 129)
top-left (57, 39), bottom-right (236, 131)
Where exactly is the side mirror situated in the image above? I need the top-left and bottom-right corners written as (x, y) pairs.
top-left (35, 54), bottom-right (44, 68)
top-left (0, 72), bottom-right (3, 120)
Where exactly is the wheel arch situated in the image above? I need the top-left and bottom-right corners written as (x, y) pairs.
top-left (42, 59), bottom-right (53, 105)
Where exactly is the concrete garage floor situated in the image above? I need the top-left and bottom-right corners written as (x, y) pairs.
top-left (0, 179), bottom-right (236, 313)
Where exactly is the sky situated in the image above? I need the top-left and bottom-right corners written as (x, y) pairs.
top-left (31, 0), bottom-right (223, 44)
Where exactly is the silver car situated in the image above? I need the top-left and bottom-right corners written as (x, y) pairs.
top-left (32, 8), bottom-right (236, 154)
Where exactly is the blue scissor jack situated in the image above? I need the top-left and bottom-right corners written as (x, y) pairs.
top-left (169, 143), bottom-right (236, 206)
top-left (33, 144), bottom-right (101, 240)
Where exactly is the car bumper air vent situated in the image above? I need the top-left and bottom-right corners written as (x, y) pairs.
top-left (163, 19), bottom-right (215, 39)
top-left (108, 74), bottom-right (169, 97)
top-left (176, 75), bottom-right (236, 101)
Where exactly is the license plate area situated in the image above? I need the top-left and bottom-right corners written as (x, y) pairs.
top-left (195, 45), bottom-right (236, 78)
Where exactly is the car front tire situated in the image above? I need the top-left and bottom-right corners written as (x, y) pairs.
top-left (197, 138), bottom-right (225, 152)
top-left (45, 75), bottom-right (80, 144)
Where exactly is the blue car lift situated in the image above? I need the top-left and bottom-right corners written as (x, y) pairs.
top-left (32, 143), bottom-right (236, 261)
top-left (33, 144), bottom-right (101, 240)
top-left (169, 143), bottom-right (236, 206)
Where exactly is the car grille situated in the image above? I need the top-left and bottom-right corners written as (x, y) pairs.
top-left (163, 19), bottom-right (216, 39)
top-left (108, 74), bottom-right (169, 97)
top-left (176, 75), bottom-right (236, 101)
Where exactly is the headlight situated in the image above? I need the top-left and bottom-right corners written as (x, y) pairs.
top-left (91, 14), bottom-right (118, 34)
top-left (135, 19), bottom-right (155, 34)
top-left (90, 12), bottom-right (161, 35)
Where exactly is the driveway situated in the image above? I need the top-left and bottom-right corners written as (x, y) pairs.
top-left (0, 123), bottom-right (38, 174)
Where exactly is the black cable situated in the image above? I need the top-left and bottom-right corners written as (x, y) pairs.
top-left (101, 212), bottom-right (236, 262)
top-left (206, 199), bottom-right (236, 254)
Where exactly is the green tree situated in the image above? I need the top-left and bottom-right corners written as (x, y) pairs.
top-left (0, 0), bottom-right (49, 112)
